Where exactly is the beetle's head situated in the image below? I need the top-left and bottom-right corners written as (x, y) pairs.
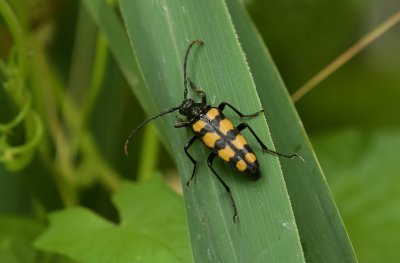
top-left (179, 99), bottom-right (195, 117)
top-left (179, 98), bottom-right (206, 120)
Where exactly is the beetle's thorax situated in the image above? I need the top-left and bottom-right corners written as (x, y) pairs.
top-left (179, 99), bottom-right (209, 120)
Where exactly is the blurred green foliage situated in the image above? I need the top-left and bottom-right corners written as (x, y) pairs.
top-left (0, 0), bottom-right (399, 262)
top-left (35, 176), bottom-right (191, 263)
top-left (0, 217), bottom-right (70, 262)
top-left (313, 129), bottom-right (400, 263)
top-left (247, 0), bottom-right (400, 130)
top-left (247, 0), bottom-right (400, 262)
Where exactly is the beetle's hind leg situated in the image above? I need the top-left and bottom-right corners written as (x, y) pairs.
top-left (237, 123), bottom-right (301, 160)
top-left (207, 152), bottom-right (238, 222)
top-left (218, 102), bottom-right (263, 119)
top-left (184, 136), bottom-right (199, 186)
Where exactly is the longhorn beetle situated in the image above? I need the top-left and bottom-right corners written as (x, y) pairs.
top-left (124, 40), bottom-right (302, 222)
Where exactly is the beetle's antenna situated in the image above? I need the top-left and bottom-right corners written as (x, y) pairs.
top-left (183, 39), bottom-right (203, 99)
top-left (124, 106), bottom-right (179, 156)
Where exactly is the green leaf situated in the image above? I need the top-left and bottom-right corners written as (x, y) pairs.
top-left (313, 128), bottom-right (400, 263)
top-left (117, 0), bottom-right (304, 262)
top-left (0, 216), bottom-right (70, 263)
top-left (226, 0), bottom-right (357, 261)
top-left (34, 176), bottom-right (191, 263)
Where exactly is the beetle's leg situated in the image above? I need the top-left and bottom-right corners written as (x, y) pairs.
top-left (176, 116), bottom-right (186, 122)
top-left (218, 102), bottom-right (263, 119)
top-left (184, 136), bottom-right (199, 186)
top-left (207, 152), bottom-right (238, 222)
top-left (175, 116), bottom-right (192, 128)
top-left (237, 123), bottom-right (301, 160)
top-left (174, 121), bottom-right (192, 128)
top-left (187, 78), bottom-right (206, 104)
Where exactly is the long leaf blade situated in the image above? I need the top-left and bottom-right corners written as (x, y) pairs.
top-left (118, 0), bottom-right (304, 262)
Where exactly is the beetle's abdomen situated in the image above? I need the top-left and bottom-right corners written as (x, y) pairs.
top-left (192, 108), bottom-right (260, 177)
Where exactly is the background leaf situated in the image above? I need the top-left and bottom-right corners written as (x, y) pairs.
top-left (313, 128), bottom-right (400, 263)
top-left (35, 176), bottom-right (191, 263)
top-left (0, 217), bottom-right (70, 263)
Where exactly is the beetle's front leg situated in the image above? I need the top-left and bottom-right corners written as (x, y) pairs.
top-left (174, 121), bottom-right (192, 128)
top-left (174, 116), bottom-right (191, 128)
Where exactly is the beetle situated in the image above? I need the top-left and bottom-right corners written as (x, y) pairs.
top-left (124, 40), bottom-right (301, 222)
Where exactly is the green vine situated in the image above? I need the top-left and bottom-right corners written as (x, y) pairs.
top-left (0, 0), bottom-right (43, 171)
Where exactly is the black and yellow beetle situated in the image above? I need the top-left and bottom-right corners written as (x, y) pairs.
top-left (125, 40), bottom-right (301, 222)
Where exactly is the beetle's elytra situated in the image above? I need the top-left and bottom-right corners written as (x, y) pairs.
top-left (191, 107), bottom-right (260, 178)
top-left (125, 40), bottom-right (301, 222)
